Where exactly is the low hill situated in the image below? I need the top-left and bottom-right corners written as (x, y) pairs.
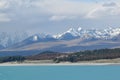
top-left (26, 51), bottom-right (67, 60)
top-left (54, 48), bottom-right (120, 62)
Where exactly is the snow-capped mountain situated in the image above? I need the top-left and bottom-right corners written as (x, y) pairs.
top-left (1, 27), bottom-right (120, 56)
top-left (1, 27), bottom-right (120, 51)
top-left (55, 27), bottom-right (120, 40)
top-left (55, 28), bottom-right (80, 40)
top-left (22, 33), bottom-right (57, 44)
top-left (20, 27), bottom-right (120, 44)
top-left (0, 32), bottom-right (29, 48)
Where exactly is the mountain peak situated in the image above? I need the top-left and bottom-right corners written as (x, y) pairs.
top-left (77, 27), bottom-right (82, 32)
top-left (33, 35), bottom-right (38, 41)
top-left (66, 28), bottom-right (79, 36)
top-left (67, 28), bottom-right (75, 33)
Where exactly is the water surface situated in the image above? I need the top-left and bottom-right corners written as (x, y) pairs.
top-left (0, 65), bottom-right (120, 80)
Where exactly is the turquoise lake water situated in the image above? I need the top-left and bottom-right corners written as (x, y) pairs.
top-left (0, 65), bottom-right (120, 80)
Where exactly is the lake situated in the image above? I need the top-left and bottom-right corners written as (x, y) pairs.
top-left (0, 65), bottom-right (120, 80)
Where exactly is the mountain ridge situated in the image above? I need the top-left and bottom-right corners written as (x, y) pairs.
top-left (1, 27), bottom-right (120, 48)
top-left (1, 27), bottom-right (120, 56)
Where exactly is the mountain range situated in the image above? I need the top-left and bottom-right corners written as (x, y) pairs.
top-left (0, 27), bottom-right (120, 56)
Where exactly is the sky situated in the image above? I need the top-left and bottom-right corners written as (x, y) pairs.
top-left (0, 0), bottom-right (120, 35)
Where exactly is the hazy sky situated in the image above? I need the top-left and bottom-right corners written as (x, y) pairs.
top-left (0, 0), bottom-right (120, 35)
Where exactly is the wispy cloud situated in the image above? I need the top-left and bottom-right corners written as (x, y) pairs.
top-left (33, 0), bottom-right (98, 15)
top-left (0, 0), bottom-right (9, 9)
top-left (0, 0), bottom-right (120, 34)
top-left (49, 15), bottom-right (77, 21)
top-left (0, 13), bottom-right (10, 22)
top-left (86, 2), bottom-right (120, 19)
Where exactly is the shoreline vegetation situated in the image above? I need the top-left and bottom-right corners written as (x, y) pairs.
top-left (1, 48), bottom-right (120, 65)
top-left (1, 59), bottom-right (120, 66)
top-left (1, 58), bottom-right (120, 66)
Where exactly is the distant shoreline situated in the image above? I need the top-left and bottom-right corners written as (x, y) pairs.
top-left (1, 58), bottom-right (120, 66)
top-left (0, 62), bottom-right (120, 66)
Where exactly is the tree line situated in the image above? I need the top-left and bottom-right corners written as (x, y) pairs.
top-left (1, 48), bottom-right (120, 63)
top-left (0, 56), bottom-right (25, 63)
top-left (54, 48), bottom-right (120, 63)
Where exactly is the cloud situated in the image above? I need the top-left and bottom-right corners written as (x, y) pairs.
top-left (0, 0), bottom-right (9, 9)
top-left (86, 2), bottom-right (120, 19)
top-left (0, 0), bottom-right (100, 22)
top-left (0, 13), bottom-right (10, 22)
top-left (0, 0), bottom-right (120, 34)
top-left (102, 2), bottom-right (117, 7)
top-left (0, 0), bottom-right (120, 21)
top-left (49, 15), bottom-right (76, 21)
top-left (33, 0), bottom-right (99, 16)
